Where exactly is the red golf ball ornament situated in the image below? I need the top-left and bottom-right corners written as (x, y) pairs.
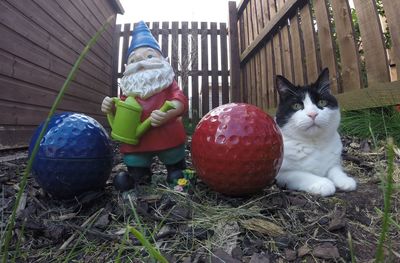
top-left (191, 103), bottom-right (283, 196)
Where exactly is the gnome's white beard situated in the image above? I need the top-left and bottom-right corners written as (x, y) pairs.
top-left (120, 57), bottom-right (175, 99)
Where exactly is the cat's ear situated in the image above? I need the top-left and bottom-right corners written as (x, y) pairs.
top-left (276, 75), bottom-right (297, 99)
top-left (316, 68), bottom-right (331, 94)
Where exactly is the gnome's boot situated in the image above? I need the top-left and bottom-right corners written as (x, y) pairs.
top-left (114, 167), bottom-right (152, 191)
top-left (166, 159), bottom-right (187, 185)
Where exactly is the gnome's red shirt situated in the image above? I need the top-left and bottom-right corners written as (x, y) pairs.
top-left (119, 80), bottom-right (188, 153)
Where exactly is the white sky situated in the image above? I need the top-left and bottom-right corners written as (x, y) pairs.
top-left (116, 0), bottom-right (242, 24)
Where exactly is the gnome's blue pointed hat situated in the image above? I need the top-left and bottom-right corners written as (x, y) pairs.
top-left (127, 21), bottom-right (161, 58)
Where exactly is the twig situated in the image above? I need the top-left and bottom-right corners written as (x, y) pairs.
top-left (59, 208), bottom-right (104, 250)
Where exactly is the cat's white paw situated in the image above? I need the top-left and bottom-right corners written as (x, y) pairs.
top-left (334, 176), bottom-right (357, 192)
top-left (307, 179), bottom-right (336, 197)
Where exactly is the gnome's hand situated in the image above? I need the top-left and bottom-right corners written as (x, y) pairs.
top-left (150, 100), bottom-right (184, 127)
top-left (101, 96), bottom-right (114, 114)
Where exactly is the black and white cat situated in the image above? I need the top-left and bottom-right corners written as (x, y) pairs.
top-left (275, 68), bottom-right (356, 196)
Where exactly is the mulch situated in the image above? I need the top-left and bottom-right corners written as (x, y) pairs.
top-left (0, 137), bottom-right (399, 262)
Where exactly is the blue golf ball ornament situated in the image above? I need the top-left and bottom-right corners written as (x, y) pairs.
top-left (29, 112), bottom-right (113, 199)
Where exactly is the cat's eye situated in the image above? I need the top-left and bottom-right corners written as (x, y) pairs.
top-left (317, 100), bottom-right (328, 107)
top-left (291, 103), bottom-right (303, 111)
top-left (147, 54), bottom-right (153, 59)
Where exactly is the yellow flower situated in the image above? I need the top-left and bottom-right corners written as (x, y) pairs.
top-left (177, 178), bottom-right (188, 186)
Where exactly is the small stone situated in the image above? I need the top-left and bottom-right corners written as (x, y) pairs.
top-left (349, 142), bottom-right (360, 149)
top-left (312, 243), bottom-right (340, 259)
top-left (249, 252), bottom-right (270, 263)
top-left (210, 249), bottom-right (241, 263)
top-left (297, 244), bottom-right (311, 257)
top-left (284, 248), bottom-right (297, 261)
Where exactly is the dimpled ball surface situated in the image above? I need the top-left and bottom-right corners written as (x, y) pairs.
top-left (29, 112), bottom-right (113, 199)
top-left (191, 103), bottom-right (283, 196)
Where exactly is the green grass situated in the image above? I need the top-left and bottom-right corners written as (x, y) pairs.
top-left (340, 106), bottom-right (400, 145)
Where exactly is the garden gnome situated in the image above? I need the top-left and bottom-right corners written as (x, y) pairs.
top-left (101, 21), bottom-right (188, 191)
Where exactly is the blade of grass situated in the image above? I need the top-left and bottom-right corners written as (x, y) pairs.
top-left (128, 226), bottom-right (169, 263)
top-left (375, 138), bottom-right (395, 262)
top-left (347, 231), bottom-right (356, 263)
top-left (0, 15), bottom-right (115, 263)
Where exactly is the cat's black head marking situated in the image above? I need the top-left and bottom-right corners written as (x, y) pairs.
top-left (275, 68), bottom-right (339, 127)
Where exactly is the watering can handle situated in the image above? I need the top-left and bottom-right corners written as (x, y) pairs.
top-left (106, 97), bottom-right (118, 128)
top-left (136, 100), bottom-right (176, 139)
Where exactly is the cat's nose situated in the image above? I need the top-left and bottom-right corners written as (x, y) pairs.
top-left (307, 112), bottom-right (318, 120)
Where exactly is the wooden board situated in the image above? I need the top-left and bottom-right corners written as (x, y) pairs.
top-left (299, 4), bottom-right (319, 83)
top-left (313, 0), bottom-right (339, 93)
top-left (220, 23), bottom-right (230, 104)
top-left (266, 41), bottom-right (276, 108)
top-left (353, 0), bottom-right (390, 83)
top-left (161, 22), bottom-right (169, 58)
top-left (171, 21), bottom-right (179, 80)
top-left (260, 46), bottom-right (269, 111)
top-left (228, 1), bottom-right (242, 102)
top-left (210, 22), bottom-right (219, 109)
top-left (191, 22), bottom-right (200, 121)
top-left (330, 0), bottom-right (362, 91)
top-left (120, 23), bottom-right (131, 72)
top-left (289, 12), bottom-right (304, 85)
top-left (181, 22), bottom-right (189, 107)
top-left (381, 0), bottom-right (400, 78)
top-left (201, 22), bottom-right (209, 116)
top-left (281, 24), bottom-right (294, 82)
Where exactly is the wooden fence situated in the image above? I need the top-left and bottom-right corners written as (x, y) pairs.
top-left (112, 22), bottom-right (231, 122)
top-left (0, 0), bottom-right (123, 150)
top-left (231, 0), bottom-right (400, 112)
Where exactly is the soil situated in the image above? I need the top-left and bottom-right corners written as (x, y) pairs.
top-left (0, 137), bottom-right (399, 262)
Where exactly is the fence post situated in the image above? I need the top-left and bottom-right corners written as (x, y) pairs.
top-left (228, 1), bottom-right (241, 102)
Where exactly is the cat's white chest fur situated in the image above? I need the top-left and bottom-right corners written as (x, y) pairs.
top-left (281, 133), bottom-right (342, 177)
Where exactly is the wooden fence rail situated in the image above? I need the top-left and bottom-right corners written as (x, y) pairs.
top-left (112, 22), bottom-right (231, 123)
top-left (233, 0), bottom-right (400, 112)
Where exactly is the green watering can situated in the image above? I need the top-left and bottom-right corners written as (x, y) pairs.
top-left (107, 96), bottom-right (175, 145)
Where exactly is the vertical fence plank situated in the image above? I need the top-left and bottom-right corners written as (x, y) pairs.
top-left (210, 22), bottom-right (219, 109)
top-left (381, 0), bottom-right (400, 79)
top-left (120, 23), bottom-right (131, 73)
top-left (299, 4), bottom-right (319, 82)
top-left (151, 22), bottom-right (160, 43)
top-left (181, 22), bottom-right (189, 119)
top-left (266, 41), bottom-right (275, 107)
top-left (111, 24), bottom-right (121, 97)
top-left (289, 11), bottom-right (304, 85)
top-left (255, 52), bottom-right (263, 108)
top-left (330, 0), bottom-right (362, 91)
top-left (201, 22), bottom-right (209, 116)
top-left (191, 22), bottom-right (200, 122)
top-left (353, 0), bottom-right (390, 83)
top-left (242, 66), bottom-right (249, 103)
top-left (229, 1), bottom-right (241, 102)
top-left (250, 0), bottom-right (259, 41)
top-left (256, 0), bottom-right (265, 30)
top-left (220, 23), bottom-right (229, 104)
top-left (181, 22), bottom-right (189, 96)
top-left (260, 46), bottom-right (268, 111)
top-left (273, 33), bottom-right (282, 106)
top-left (161, 21), bottom-right (169, 58)
top-left (171, 21), bottom-right (179, 81)
top-left (281, 24), bottom-right (294, 82)
top-left (313, 0), bottom-right (339, 93)
top-left (243, 8), bottom-right (249, 53)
